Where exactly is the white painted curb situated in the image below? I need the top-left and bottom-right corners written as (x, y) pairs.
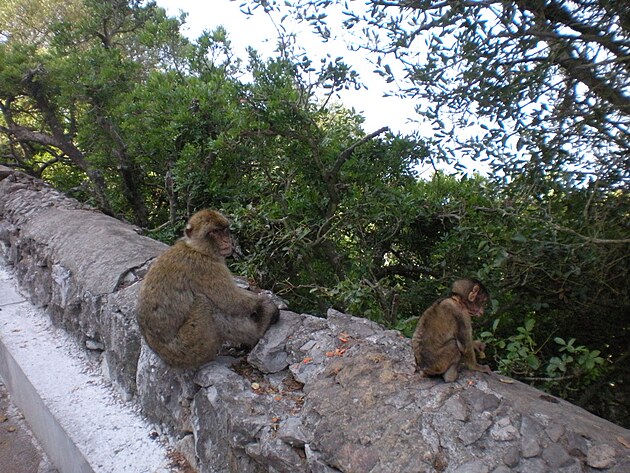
top-left (0, 268), bottom-right (174, 473)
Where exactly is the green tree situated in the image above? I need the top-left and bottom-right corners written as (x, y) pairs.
top-left (1, 0), bottom-right (628, 427)
top-left (0, 0), bottom-right (188, 224)
top-left (249, 0), bottom-right (628, 185)
top-left (242, 0), bottom-right (630, 428)
top-left (0, 0), bottom-right (83, 44)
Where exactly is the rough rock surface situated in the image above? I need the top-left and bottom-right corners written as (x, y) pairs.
top-left (1, 166), bottom-right (629, 473)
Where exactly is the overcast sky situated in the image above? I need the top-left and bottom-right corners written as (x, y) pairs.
top-left (154, 0), bottom-right (419, 136)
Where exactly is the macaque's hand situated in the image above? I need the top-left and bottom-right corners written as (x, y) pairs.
top-left (473, 340), bottom-right (486, 352)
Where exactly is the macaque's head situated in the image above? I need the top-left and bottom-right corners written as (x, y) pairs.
top-left (185, 209), bottom-right (232, 256)
top-left (451, 278), bottom-right (489, 317)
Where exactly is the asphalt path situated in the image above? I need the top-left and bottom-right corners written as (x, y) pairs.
top-left (0, 377), bottom-right (57, 473)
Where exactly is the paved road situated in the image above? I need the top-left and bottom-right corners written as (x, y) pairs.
top-left (0, 378), bottom-right (57, 473)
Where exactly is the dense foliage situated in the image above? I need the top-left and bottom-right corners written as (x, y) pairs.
top-left (1, 0), bottom-right (628, 427)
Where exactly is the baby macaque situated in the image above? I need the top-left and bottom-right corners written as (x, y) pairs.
top-left (412, 278), bottom-right (492, 382)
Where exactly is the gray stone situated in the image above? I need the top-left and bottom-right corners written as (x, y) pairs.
top-left (326, 308), bottom-right (383, 338)
top-left (0, 164), bottom-right (13, 178)
top-left (248, 311), bottom-right (305, 373)
top-left (304, 445), bottom-right (341, 473)
top-left (490, 416), bottom-right (519, 441)
top-left (458, 418), bottom-right (493, 445)
top-left (467, 389), bottom-right (501, 413)
top-left (101, 283), bottom-right (143, 397)
top-left (277, 416), bottom-right (311, 447)
top-left (587, 444), bottom-right (617, 469)
top-left (174, 434), bottom-right (198, 472)
top-left (566, 430), bottom-right (589, 458)
top-left (290, 357), bottom-right (328, 385)
top-left (136, 342), bottom-right (198, 434)
top-left (518, 457), bottom-right (548, 473)
top-left (610, 457), bottom-right (630, 473)
top-left (521, 415), bottom-right (543, 437)
top-left (545, 423), bottom-right (565, 442)
top-left (85, 338), bottom-right (104, 351)
top-left (503, 445), bottom-right (521, 467)
top-left (245, 427), bottom-right (308, 473)
top-left (192, 387), bottom-right (231, 473)
top-left (521, 435), bottom-right (542, 458)
top-left (444, 395), bottom-right (469, 422)
top-left (24, 207), bottom-right (166, 296)
top-left (454, 459), bottom-right (490, 473)
top-left (50, 263), bottom-right (72, 308)
top-left (542, 442), bottom-right (573, 468)
top-left (559, 459), bottom-right (584, 473)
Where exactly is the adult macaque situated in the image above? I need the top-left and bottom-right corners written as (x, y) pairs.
top-left (137, 209), bottom-right (279, 368)
top-left (412, 278), bottom-right (492, 382)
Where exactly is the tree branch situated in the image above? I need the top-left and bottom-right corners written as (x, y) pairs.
top-left (316, 126), bottom-right (391, 243)
top-left (474, 206), bottom-right (630, 245)
top-left (329, 126), bottom-right (390, 178)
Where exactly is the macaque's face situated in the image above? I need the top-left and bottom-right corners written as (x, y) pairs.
top-left (186, 209), bottom-right (233, 256)
top-left (211, 227), bottom-right (232, 256)
top-left (469, 296), bottom-right (487, 317)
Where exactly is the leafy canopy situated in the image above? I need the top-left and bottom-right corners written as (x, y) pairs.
top-left (0, 0), bottom-right (628, 427)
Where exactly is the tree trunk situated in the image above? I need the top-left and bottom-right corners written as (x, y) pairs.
top-left (95, 113), bottom-right (149, 227)
top-left (18, 71), bottom-right (114, 214)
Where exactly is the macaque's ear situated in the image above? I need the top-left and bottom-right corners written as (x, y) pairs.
top-left (468, 284), bottom-right (480, 302)
top-left (185, 224), bottom-right (193, 238)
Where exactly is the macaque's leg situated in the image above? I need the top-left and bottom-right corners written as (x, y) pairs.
top-left (442, 363), bottom-right (459, 382)
top-left (419, 340), bottom-right (461, 380)
top-left (168, 301), bottom-right (221, 366)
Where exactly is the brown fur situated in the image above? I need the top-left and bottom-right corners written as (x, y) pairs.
top-left (137, 209), bottom-right (279, 368)
top-left (412, 278), bottom-right (491, 382)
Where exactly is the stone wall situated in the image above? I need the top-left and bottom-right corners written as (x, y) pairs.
top-left (1, 166), bottom-right (628, 473)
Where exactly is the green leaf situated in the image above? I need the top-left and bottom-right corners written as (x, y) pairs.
top-left (511, 232), bottom-right (527, 243)
top-left (527, 355), bottom-right (540, 369)
top-left (524, 318), bottom-right (535, 332)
